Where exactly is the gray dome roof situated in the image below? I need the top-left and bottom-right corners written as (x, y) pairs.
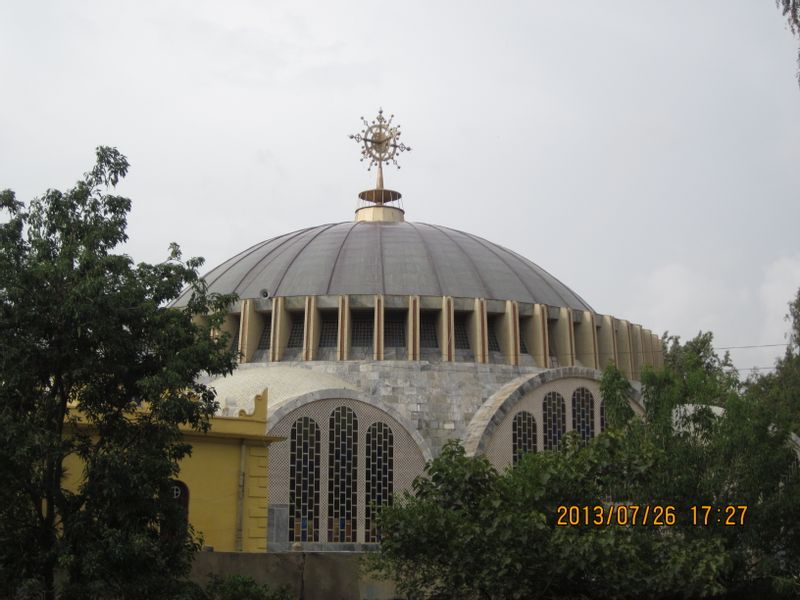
top-left (174, 221), bottom-right (593, 311)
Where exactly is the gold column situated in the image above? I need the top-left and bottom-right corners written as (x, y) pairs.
top-left (440, 296), bottom-right (454, 362)
top-left (531, 304), bottom-right (549, 368)
top-left (408, 295), bottom-right (420, 361)
top-left (374, 295), bottom-right (384, 361)
top-left (337, 295), bottom-right (350, 361)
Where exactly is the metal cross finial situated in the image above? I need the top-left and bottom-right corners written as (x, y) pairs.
top-left (349, 108), bottom-right (411, 190)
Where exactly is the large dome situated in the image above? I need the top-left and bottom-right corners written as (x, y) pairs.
top-left (175, 220), bottom-right (592, 311)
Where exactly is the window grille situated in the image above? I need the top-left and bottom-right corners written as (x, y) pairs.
top-left (289, 417), bottom-right (320, 542)
top-left (547, 326), bottom-right (558, 365)
top-left (350, 312), bottom-right (373, 348)
top-left (518, 319), bottom-right (528, 354)
top-left (287, 318), bottom-right (304, 348)
top-left (572, 387), bottom-right (595, 443)
top-left (487, 317), bottom-right (501, 352)
top-left (365, 422), bottom-right (394, 542)
top-left (543, 391), bottom-right (566, 451)
top-left (384, 312), bottom-right (406, 348)
top-left (328, 407), bottom-right (358, 543)
top-left (453, 313), bottom-right (470, 350)
top-left (599, 399), bottom-right (606, 432)
top-left (257, 319), bottom-right (271, 350)
top-left (319, 315), bottom-right (338, 348)
top-left (512, 411), bottom-right (536, 465)
top-left (230, 330), bottom-right (240, 353)
top-left (419, 313), bottom-right (438, 348)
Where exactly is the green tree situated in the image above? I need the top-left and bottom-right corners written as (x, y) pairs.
top-left (201, 574), bottom-right (291, 600)
top-left (0, 148), bottom-right (237, 599)
top-left (369, 436), bottom-right (724, 600)
top-left (731, 287), bottom-right (800, 595)
top-left (370, 329), bottom-right (800, 599)
top-left (747, 287), bottom-right (800, 431)
top-left (775, 0), bottom-right (800, 85)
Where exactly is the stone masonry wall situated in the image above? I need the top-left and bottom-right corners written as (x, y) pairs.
top-left (257, 360), bottom-right (545, 456)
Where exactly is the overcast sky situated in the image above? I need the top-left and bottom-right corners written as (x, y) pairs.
top-left (2, 1), bottom-right (799, 374)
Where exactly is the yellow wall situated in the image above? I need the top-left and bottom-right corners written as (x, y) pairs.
top-left (179, 392), bottom-right (277, 552)
top-left (62, 392), bottom-right (279, 553)
top-left (178, 436), bottom-right (243, 551)
top-left (177, 435), bottom-right (271, 552)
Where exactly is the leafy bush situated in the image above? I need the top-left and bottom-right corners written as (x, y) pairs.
top-left (202, 574), bottom-right (292, 600)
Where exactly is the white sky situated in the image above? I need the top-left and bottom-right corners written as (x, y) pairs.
top-left (2, 1), bottom-right (799, 375)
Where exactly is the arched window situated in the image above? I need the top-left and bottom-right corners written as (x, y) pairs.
top-left (512, 411), bottom-right (537, 465)
top-left (542, 391), bottom-right (566, 450)
top-left (171, 480), bottom-right (189, 514)
top-left (162, 480), bottom-right (190, 540)
top-left (328, 407), bottom-right (358, 543)
top-left (571, 387), bottom-right (595, 442)
top-left (289, 417), bottom-right (320, 542)
top-left (599, 399), bottom-right (606, 432)
top-left (365, 422), bottom-right (394, 542)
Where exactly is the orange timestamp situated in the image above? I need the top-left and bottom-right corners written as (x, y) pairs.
top-left (556, 504), bottom-right (677, 526)
top-left (689, 505), bottom-right (748, 526)
top-left (555, 504), bottom-right (749, 527)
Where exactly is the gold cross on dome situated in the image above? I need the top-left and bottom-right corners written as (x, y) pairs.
top-left (349, 108), bottom-right (411, 190)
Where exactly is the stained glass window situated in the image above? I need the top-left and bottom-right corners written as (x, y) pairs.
top-left (328, 407), bottom-right (358, 543)
top-left (543, 391), bottom-right (566, 450)
top-left (599, 399), bottom-right (606, 433)
top-left (289, 417), bottom-right (320, 542)
top-left (365, 422), bottom-right (394, 542)
top-left (512, 411), bottom-right (536, 465)
top-left (571, 387), bottom-right (595, 443)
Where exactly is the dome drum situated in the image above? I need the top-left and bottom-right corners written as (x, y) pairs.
top-left (218, 292), bottom-right (662, 381)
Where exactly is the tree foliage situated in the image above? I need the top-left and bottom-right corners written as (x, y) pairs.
top-left (200, 574), bottom-right (291, 600)
top-left (370, 309), bottom-right (800, 599)
top-left (0, 148), bottom-right (237, 599)
top-left (776, 0), bottom-right (800, 85)
top-left (747, 287), bottom-right (800, 432)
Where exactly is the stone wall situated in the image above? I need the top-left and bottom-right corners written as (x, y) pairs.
top-left (261, 360), bottom-right (545, 455)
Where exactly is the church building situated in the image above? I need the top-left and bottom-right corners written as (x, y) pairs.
top-left (172, 111), bottom-right (660, 551)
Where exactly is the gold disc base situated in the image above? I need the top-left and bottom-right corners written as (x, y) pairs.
top-left (358, 189), bottom-right (402, 204)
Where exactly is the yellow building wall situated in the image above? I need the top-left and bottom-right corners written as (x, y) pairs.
top-left (61, 392), bottom-right (279, 554)
top-left (178, 436), bottom-right (243, 552)
top-left (176, 436), bottom-right (271, 552)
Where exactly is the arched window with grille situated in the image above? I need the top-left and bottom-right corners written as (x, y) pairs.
top-left (365, 422), bottom-right (394, 542)
top-left (599, 398), bottom-right (606, 432)
top-left (328, 407), bottom-right (358, 543)
top-left (161, 480), bottom-right (190, 541)
top-left (571, 387), bottom-right (595, 442)
top-left (289, 417), bottom-right (320, 542)
top-left (511, 411), bottom-right (537, 465)
top-left (542, 391), bottom-right (566, 450)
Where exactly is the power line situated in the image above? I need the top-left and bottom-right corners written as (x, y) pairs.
top-left (714, 343), bottom-right (789, 350)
